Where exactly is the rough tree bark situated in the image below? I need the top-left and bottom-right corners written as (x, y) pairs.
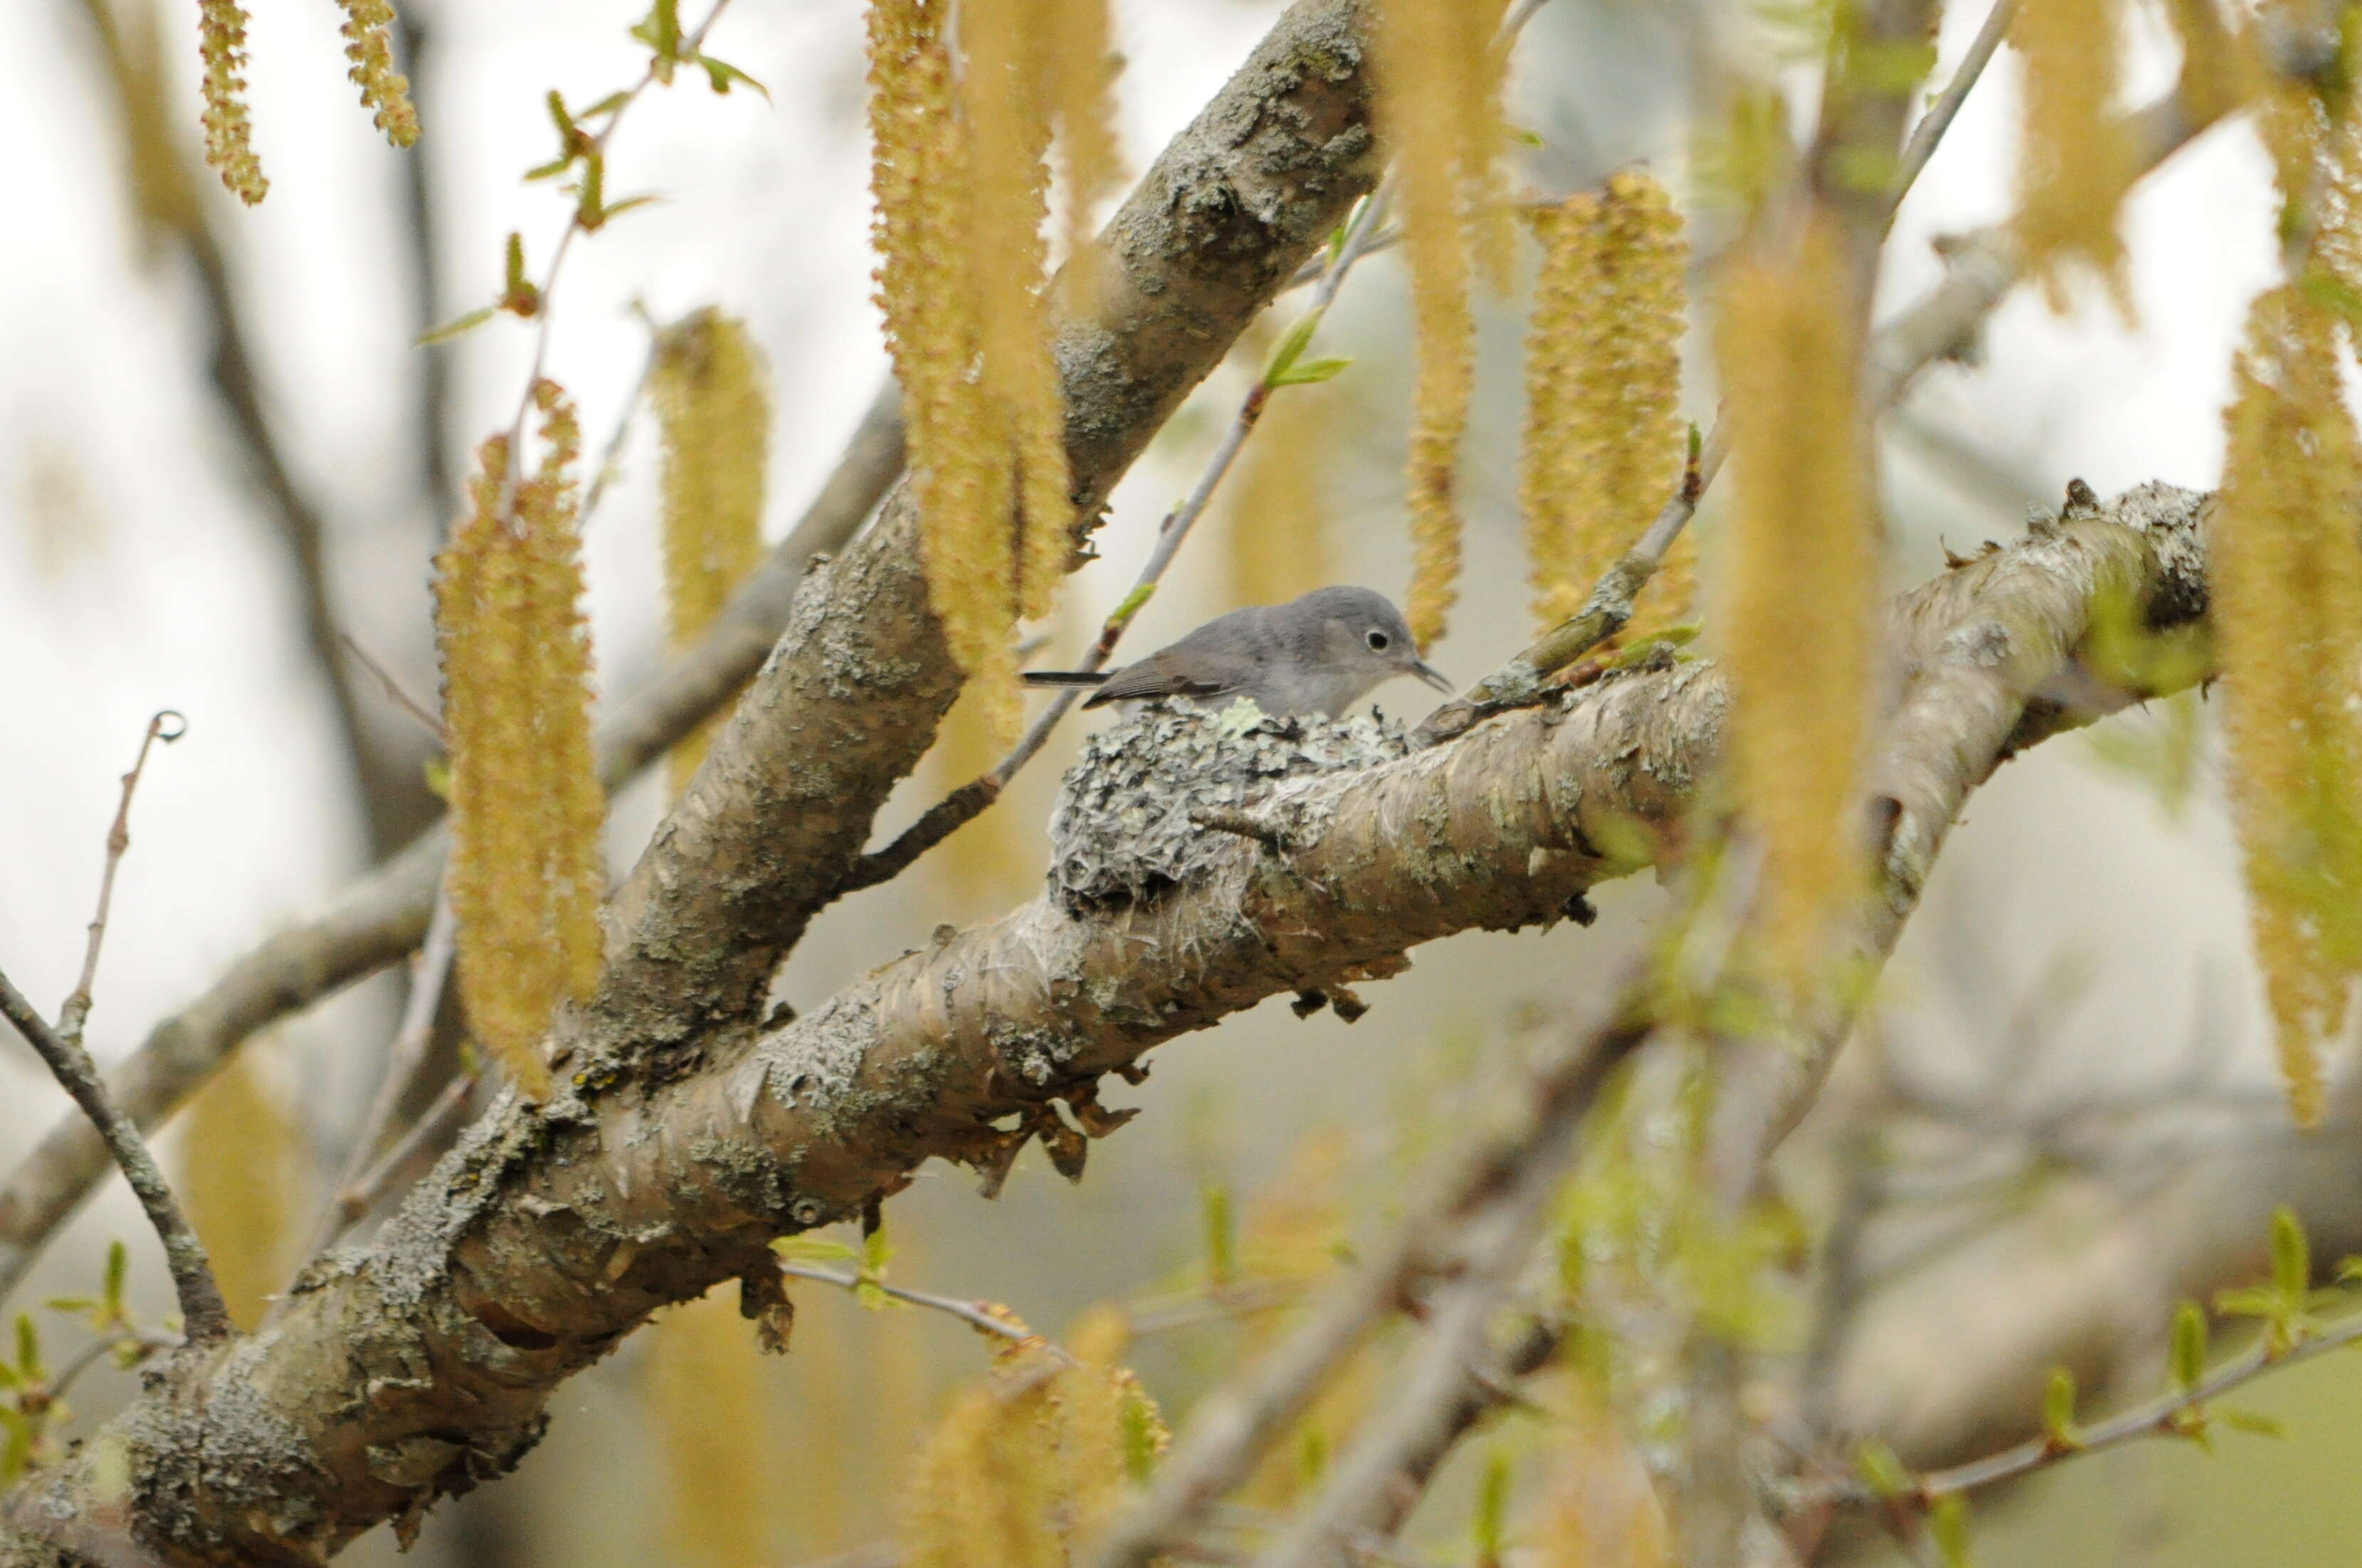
top-left (0, 434), bottom-right (2210, 1568)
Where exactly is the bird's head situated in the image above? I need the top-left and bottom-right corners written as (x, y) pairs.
top-left (1294, 586), bottom-right (1453, 707)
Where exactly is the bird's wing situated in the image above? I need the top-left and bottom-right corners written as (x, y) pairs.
top-left (1080, 648), bottom-right (1243, 708)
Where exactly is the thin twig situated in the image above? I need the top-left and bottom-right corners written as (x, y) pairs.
top-left (291, 891), bottom-right (460, 1271)
top-left (48, 1329), bottom-right (182, 1401)
top-left (0, 970), bottom-right (229, 1344)
top-left (1250, 1141), bottom-right (1577, 1568)
top-left (578, 305), bottom-right (663, 528)
top-left (339, 634), bottom-right (446, 746)
top-left (836, 184), bottom-right (1394, 896)
top-left (330, 1071), bottom-right (479, 1241)
top-left (774, 1261), bottom-right (1075, 1361)
top-left (58, 711), bottom-right (184, 1046)
top-left (1887, 0), bottom-right (2018, 227)
top-left (1123, 1279), bottom-right (1307, 1337)
top-left (1087, 995), bottom-right (1653, 1568)
top-left (492, 0), bottom-right (738, 528)
top-left (1797, 1300), bottom-right (2362, 1512)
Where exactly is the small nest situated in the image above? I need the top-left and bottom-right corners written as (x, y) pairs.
top-left (1047, 699), bottom-right (1408, 913)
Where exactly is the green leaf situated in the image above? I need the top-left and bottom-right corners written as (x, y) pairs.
top-left (523, 155), bottom-right (574, 182)
top-left (504, 231), bottom-right (528, 294)
top-left (0, 1361), bottom-right (18, 1394)
top-left (861, 1223), bottom-right (892, 1282)
top-left (1851, 1437), bottom-right (1913, 1500)
top-left (1929, 1494), bottom-right (1972, 1568)
top-left (2272, 1207), bottom-right (2310, 1302)
top-left (103, 1241), bottom-right (126, 1318)
top-left (578, 90), bottom-right (632, 120)
top-left (2219, 1406), bottom-right (2287, 1439)
top-left (697, 53), bottom-right (770, 100)
top-left (770, 1236), bottom-right (857, 1264)
top-left (1471, 1448), bottom-right (1511, 1564)
top-left (0, 1404), bottom-right (31, 1488)
top-left (417, 305), bottom-right (499, 347)
top-left (1203, 1183), bottom-right (1237, 1289)
top-left (2170, 1302), bottom-right (2207, 1393)
top-left (1106, 582), bottom-right (1156, 632)
top-left (14, 1316), bottom-right (39, 1384)
top-left (422, 757), bottom-right (452, 800)
top-left (1262, 313), bottom-right (1322, 385)
top-left (2042, 1367), bottom-right (2081, 1450)
top-left (2336, 1255), bottom-right (2362, 1284)
top-left (1268, 355), bottom-right (1352, 388)
top-left (599, 194), bottom-right (663, 224)
top-left (630, 0), bottom-right (684, 63)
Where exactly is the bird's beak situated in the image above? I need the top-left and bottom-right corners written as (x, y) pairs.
top-left (1411, 658), bottom-right (1453, 694)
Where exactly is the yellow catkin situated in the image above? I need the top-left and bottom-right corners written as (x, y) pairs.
top-left (653, 310), bottom-right (771, 794)
top-left (2213, 286), bottom-right (2362, 1127)
top-left (1713, 225), bottom-right (1875, 981)
top-left (869, 0), bottom-right (1088, 748)
top-left (197, 0), bottom-right (267, 204)
top-left (1223, 380), bottom-right (1340, 607)
top-left (902, 1313), bottom-right (1163, 1568)
top-left (961, 0), bottom-right (1073, 628)
top-left (178, 1052), bottom-right (298, 1331)
top-left (435, 383), bottom-right (604, 1097)
top-left (903, 1364), bottom-right (1065, 1568)
top-left (2012, 0), bottom-right (2138, 315)
top-left (1049, 0), bottom-right (1123, 282)
top-left (1375, 0), bottom-right (1512, 649)
top-left (333, 0), bottom-right (419, 148)
top-left (1521, 173), bottom-right (1688, 636)
top-left (649, 1287), bottom-right (773, 1568)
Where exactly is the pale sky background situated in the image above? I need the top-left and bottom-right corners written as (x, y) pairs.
top-left (0, 1), bottom-right (2334, 1564)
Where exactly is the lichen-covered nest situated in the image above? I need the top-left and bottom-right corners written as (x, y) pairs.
top-left (1046, 698), bottom-right (1408, 913)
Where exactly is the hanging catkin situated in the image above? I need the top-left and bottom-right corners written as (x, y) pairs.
top-left (652, 310), bottom-right (770, 793)
top-left (435, 382), bottom-right (604, 1097)
top-left (867, 0), bottom-right (1118, 741)
top-left (1373, 0), bottom-right (1512, 650)
top-left (2214, 286), bottom-right (2362, 1127)
top-left (1520, 171), bottom-right (1688, 635)
top-left (1713, 225), bottom-right (1876, 979)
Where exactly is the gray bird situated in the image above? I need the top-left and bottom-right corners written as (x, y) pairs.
top-left (1023, 585), bottom-right (1452, 719)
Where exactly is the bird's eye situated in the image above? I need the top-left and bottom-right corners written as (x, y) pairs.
top-left (1366, 629), bottom-right (1391, 652)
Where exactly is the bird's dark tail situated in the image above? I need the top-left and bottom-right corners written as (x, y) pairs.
top-left (1020, 670), bottom-right (1110, 688)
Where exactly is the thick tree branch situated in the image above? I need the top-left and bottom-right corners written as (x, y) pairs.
top-left (581, 0), bottom-right (1380, 1055)
top-left (0, 482), bottom-right (2210, 1565)
top-left (0, 372), bottom-right (903, 1308)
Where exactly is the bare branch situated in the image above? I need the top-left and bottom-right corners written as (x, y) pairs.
top-left (1245, 1152), bottom-right (1574, 1568)
top-left (0, 971), bottom-right (228, 1347)
top-left (773, 1261), bottom-right (1067, 1355)
top-left (58, 711), bottom-right (184, 1046)
top-left (1094, 1002), bottom-right (1651, 1568)
top-left (1887, 0), bottom-right (2018, 224)
top-left (292, 891), bottom-right (459, 1268)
